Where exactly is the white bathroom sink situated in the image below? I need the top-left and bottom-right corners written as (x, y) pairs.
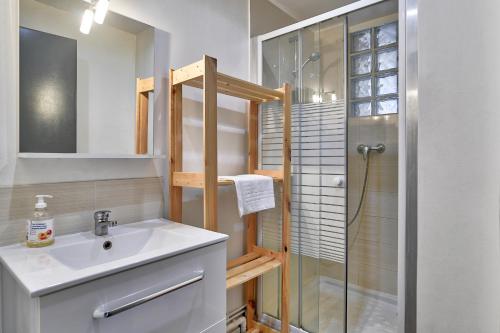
top-left (49, 224), bottom-right (190, 270)
top-left (0, 219), bottom-right (228, 296)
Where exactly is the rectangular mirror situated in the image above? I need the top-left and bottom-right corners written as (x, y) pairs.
top-left (19, 0), bottom-right (157, 157)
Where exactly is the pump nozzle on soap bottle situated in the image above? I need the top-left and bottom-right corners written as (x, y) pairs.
top-left (35, 195), bottom-right (53, 209)
top-left (26, 195), bottom-right (55, 247)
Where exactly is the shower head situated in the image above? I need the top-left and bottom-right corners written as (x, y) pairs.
top-left (301, 52), bottom-right (321, 69)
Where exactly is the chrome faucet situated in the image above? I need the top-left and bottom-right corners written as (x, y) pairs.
top-left (94, 210), bottom-right (117, 236)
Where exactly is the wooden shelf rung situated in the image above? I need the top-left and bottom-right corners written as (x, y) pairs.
top-left (185, 77), bottom-right (268, 102)
top-left (252, 245), bottom-right (283, 262)
top-left (217, 73), bottom-right (283, 100)
top-left (172, 172), bottom-right (204, 188)
top-left (217, 177), bottom-right (237, 186)
top-left (227, 256), bottom-right (274, 279)
top-left (137, 77), bottom-right (154, 93)
top-left (174, 172), bottom-right (282, 188)
top-left (227, 251), bottom-right (261, 269)
top-left (226, 254), bottom-right (281, 289)
top-left (172, 59), bottom-right (205, 85)
top-left (254, 169), bottom-right (283, 180)
top-left (218, 174), bottom-right (283, 186)
top-left (173, 172), bottom-right (283, 189)
top-left (175, 67), bottom-right (283, 102)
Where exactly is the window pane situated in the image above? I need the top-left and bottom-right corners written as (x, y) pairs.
top-left (351, 29), bottom-right (371, 52)
top-left (352, 102), bottom-right (372, 117)
top-left (376, 47), bottom-right (398, 71)
top-left (352, 77), bottom-right (372, 98)
top-left (376, 74), bottom-right (398, 96)
top-left (376, 98), bottom-right (398, 114)
top-left (375, 22), bottom-right (397, 47)
top-left (352, 53), bottom-right (372, 75)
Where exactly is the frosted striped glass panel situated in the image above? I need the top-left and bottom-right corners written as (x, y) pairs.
top-left (260, 101), bottom-right (346, 263)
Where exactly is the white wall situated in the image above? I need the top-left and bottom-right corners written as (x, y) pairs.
top-left (417, 0), bottom-right (500, 331)
top-left (135, 28), bottom-right (154, 78)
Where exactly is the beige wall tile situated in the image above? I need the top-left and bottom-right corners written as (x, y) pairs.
top-left (0, 177), bottom-right (163, 246)
top-left (95, 177), bottom-right (163, 208)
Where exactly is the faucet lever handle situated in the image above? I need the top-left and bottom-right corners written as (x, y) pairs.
top-left (94, 210), bottom-right (112, 222)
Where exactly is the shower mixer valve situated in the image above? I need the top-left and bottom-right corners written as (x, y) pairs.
top-left (357, 143), bottom-right (386, 160)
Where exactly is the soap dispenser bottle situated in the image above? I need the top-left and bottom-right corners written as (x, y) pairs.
top-left (26, 195), bottom-right (55, 247)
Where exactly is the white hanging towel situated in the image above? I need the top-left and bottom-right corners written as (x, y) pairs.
top-left (221, 174), bottom-right (275, 217)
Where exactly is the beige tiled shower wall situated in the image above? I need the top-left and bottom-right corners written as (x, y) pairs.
top-left (320, 115), bottom-right (398, 296)
top-left (0, 177), bottom-right (163, 246)
top-left (347, 115), bottom-right (398, 296)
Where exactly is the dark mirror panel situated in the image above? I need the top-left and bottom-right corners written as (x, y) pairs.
top-left (19, 27), bottom-right (77, 153)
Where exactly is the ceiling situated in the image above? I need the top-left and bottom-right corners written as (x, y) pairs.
top-left (268, 0), bottom-right (359, 21)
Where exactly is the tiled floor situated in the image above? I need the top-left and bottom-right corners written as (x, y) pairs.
top-left (320, 278), bottom-right (398, 333)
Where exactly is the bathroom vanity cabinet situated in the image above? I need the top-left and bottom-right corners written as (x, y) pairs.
top-left (1, 233), bottom-right (226, 333)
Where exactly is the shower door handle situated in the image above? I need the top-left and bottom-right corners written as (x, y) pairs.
top-left (333, 176), bottom-right (344, 187)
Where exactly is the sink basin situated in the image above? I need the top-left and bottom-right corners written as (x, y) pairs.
top-left (49, 225), bottom-right (191, 270)
top-left (0, 219), bottom-right (228, 297)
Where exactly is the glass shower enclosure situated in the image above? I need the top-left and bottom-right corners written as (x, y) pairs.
top-left (256, 1), bottom-right (399, 332)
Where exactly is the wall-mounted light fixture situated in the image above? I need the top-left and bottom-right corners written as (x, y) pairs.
top-left (94, 0), bottom-right (110, 24)
top-left (79, 8), bottom-right (94, 34)
top-left (79, 0), bottom-right (110, 35)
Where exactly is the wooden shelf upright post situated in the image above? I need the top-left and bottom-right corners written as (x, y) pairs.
top-left (203, 56), bottom-right (218, 231)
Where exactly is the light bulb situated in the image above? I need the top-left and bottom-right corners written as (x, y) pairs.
top-left (312, 94), bottom-right (323, 103)
top-left (80, 9), bottom-right (94, 34)
top-left (94, 0), bottom-right (109, 24)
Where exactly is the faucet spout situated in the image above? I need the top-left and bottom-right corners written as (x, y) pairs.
top-left (94, 210), bottom-right (117, 236)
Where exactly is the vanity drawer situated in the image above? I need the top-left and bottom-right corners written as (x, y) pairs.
top-left (38, 242), bottom-right (226, 333)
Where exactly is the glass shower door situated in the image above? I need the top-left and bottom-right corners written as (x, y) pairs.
top-left (261, 26), bottom-right (321, 333)
top-left (260, 29), bottom-right (303, 331)
top-left (345, 4), bottom-right (399, 332)
top-left (315, 17), bottom-right (347, 333)
top-left (260, 16), bottom-right (347, 333)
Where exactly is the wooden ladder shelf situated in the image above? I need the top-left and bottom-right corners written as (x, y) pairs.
top-left (168, 55), bottom-right (291, 333)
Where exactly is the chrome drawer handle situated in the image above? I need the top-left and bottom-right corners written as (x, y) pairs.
top-left (93, 271), bottom-right (205, 319)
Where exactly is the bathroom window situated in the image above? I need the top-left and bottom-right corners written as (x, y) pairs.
top-left (349, 22), bottom-right (398, 116)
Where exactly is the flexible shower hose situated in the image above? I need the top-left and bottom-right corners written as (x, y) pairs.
top-left (347, 152), bottom-right (371, 227)
top-left (347, 152), bottom-right (371, 250)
